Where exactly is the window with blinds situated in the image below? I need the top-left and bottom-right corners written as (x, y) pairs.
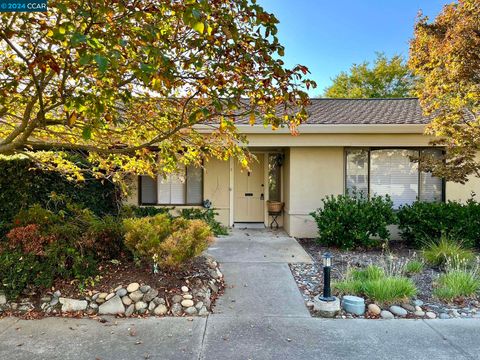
top-left (139, 165), bottom-right (203, 205)
top-left (345, 148), bottom-right (444, 207)
top-left (370, 149), bottom-right (419, 208)
top-left (345, 149), bottom-right (369, 197)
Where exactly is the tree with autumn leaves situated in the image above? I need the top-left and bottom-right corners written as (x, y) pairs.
top-left (410, 0), bottom-right (480, 182)
top-left (0, 0), bottom-right (315, 185)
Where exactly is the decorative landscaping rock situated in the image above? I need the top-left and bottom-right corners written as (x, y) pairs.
top-left (122, 296), bottom-right (133, 306)
top-left (171, 303), bottom-right (183, 316)
top-left (172, 295), bottom-right (183, 303)
top-left (126, 282), bottom-right (140, 293)
top-left (367, 304), bottom-right (381, 315)
top-left (116, 288), bottom-right (127, 297)
top-left (439, 313), bottom-right (450, 319)
top-left (59, 298), bottom-right (88, 312)
top-left (105, 293), bottom-right (115, 301)
top-left (389, 305), bottom-right (408, 317)
top-left (143, 289), bottom-right (159, 302)
top-left (125, 304), bottom-right (135, 317)
top-left (380, 310), bottom-right (394, 319)
top-left (135, 301), bottom-right (147, 311)
top-left (181, 299), bottom-right (194, 308)
top-left (198, 306), bottom-right (209, 317)
top-left (148, 301), bottom-right (156, 312)
top-left (426, 311), bottom-right (437, 319)
top-left (140, 285), bottom-right (151, 293)
top-left (183, 294), bottom-right (193, 300)
top-left (153, 297), bottom-right (166, 306)
top-left (413, 300), bottom-right (424, 307)
top-left (98, 295), bottom-right (125, 315)
top-left (414, 310), bottom-right (425, 317)
top-left (184, 306), bottom-right (197, 316)
top-left (181, 286), bottom-right (189, 293)
top-left (342, 295), bottom-right (365, 315)
top-left (154, 304), bottom-right (168, 316)
top-left (401, 303), bottom-right (416, 312)
top-left (129, 290), bottom-right (144, 302)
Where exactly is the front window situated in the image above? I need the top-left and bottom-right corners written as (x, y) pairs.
top-left (268, 154), bottom-right (282, 201)
top-left (345, 148), bottom-right (443, 207)
top-left (139, 164), bottom-right (203, 205)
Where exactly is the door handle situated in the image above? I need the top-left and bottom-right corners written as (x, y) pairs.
top-left (245, 193), bottom-right (253, 197)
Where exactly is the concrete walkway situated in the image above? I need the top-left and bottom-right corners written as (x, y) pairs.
top-left (208, 228), bottom-right (312, 318)
top-left (1, 229), bottom-right (480, 359)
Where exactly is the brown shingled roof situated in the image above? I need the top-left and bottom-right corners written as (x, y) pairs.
top-left (303, 98), bottom-right (429, 125)
top-left (235, 98), bottom-right (430, 125)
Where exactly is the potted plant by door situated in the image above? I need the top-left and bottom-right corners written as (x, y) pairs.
top-left (267, 200), bottom-right (284, 213)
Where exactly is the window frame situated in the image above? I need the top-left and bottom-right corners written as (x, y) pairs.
top-left (344, 147), bottom-right (446, 204)
top-left (138, 166), bottom-right (204, 206)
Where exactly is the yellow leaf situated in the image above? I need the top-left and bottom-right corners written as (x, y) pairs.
top-left (249, 113), bottom-right (255, 126)
top-left (193, 22), bottom-right (205, 34)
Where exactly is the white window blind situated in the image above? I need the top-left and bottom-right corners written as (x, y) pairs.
top-left (345, 149), bottom-right (369, 197)
top-left (370, 149), bottom-right (419, 208)
top-left (186, 165), bottom-right (203, 204)
top-left (142, 164), bottom-right (203, 205)
top-left (140, 176), bottom-right (157, 204)
top-left (419, 149), bottom-right (443, 202)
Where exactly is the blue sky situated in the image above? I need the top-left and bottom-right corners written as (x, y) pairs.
top-left (257, 0), bottom-right (447, 96)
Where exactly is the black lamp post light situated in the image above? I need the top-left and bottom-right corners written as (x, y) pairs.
top-left (312, 251), bottom-right (340, 317)
top-left (320, 252), bottom-right (335, 302)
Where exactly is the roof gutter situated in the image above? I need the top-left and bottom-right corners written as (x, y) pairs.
top-left (195, 124), bottom-right (427, 134)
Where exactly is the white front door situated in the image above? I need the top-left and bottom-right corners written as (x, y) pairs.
top-left (234, 154), bottom-right (265, 222)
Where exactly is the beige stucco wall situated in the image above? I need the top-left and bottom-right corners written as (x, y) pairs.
top-left (285, 147), bottom-right (345, 238)
top-left (124, 131), bottom-right (480, 238)
top-left (124, 158), bottom-right (230, 225)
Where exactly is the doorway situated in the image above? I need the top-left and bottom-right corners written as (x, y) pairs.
top-left (233, 153), bottom-right (265, 223)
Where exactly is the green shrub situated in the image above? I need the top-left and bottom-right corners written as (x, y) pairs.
top-left (180, 208), bottom-right (228, 236)
top-left (0, 156), bottom-right (119, 236)
top-left (0, 243), bottom-right (97, 300)
top-left (0, 250), bottom-right (44, 299)
top-left (398, 200), bottom-right (480, 248)
top-left (120, 205), bottom-right (173, 219)
top-left (0, 202), bottom-right (126, 299)
top-left (123, 214), bottom-right (172, 259)
top-left (433, 269), bottom-right (480, 301)
top-left (160, 218), bottom-right (214, 268)
top-left (310, 193), bottom-right (396, 249)
top-left (404, 260), bottom-right (424, 275)
top-left (334, 265), bottom-right (417, 304)
top-left (422, 236), bottom-right (476, 268)
top-left (123, 215), bottom-right (213, 269)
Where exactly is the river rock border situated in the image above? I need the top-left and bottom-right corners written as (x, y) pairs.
top-left (0, 258), bottom-right (224, 318)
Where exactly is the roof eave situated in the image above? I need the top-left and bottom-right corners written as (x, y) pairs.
top-left (195, 123), bottom-right (427, 134)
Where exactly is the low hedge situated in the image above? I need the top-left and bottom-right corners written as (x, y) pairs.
top-left (397, 199), bottom-right (480, 248)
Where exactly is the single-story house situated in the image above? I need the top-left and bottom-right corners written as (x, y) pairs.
top-left (125, 98), bottom-right (480, 238)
